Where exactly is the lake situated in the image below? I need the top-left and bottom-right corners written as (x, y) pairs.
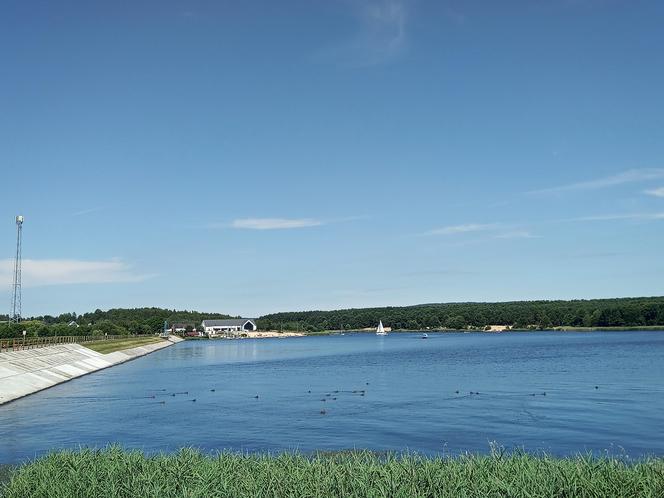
top-left (1, 331), bottom-right (663, 464)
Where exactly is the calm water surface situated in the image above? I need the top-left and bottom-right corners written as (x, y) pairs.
top-left (1, 331), bottom-right (663, 463)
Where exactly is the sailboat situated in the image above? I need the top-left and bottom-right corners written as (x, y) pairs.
top-left (376, 320), bottom-right (387, 336)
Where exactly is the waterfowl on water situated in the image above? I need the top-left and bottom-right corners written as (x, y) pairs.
top-left (254, 395), bottom-right (259, 399)
top-left (320, 410), bottom-right (326, 415)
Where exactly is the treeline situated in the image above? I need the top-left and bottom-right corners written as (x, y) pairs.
top-left (0, 307), bottom-right (233, 339)
top-left (256, 296), bottom-right (664, 331)
top-left (4, 297), bottom-right (664, 339)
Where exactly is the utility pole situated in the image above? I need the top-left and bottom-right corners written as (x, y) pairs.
top-left (9, 215), bottom-right (23, 323)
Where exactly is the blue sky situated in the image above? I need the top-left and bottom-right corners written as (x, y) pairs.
top-left (1, 0), bottom-right (663, 317)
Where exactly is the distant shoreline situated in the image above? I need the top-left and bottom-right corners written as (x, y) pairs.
top-left (182, 326), bottom-right (664, 340)
top-left (308, 326), bottom-right (664, 335)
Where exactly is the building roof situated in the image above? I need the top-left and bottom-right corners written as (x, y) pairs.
top-left (202, 318), bottom-right (256, 327)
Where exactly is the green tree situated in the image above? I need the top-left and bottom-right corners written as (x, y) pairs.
top-left (446, 315), bottom-right (466, 330)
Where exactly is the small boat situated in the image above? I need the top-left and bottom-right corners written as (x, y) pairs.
top-left (376, 320), bottom-right (387, 336)
top-left (421, 333), bottom-right (428, 339)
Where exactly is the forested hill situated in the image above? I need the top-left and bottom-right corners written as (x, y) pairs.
top-left (0, 307), bottom-right (233, 339)
top-left (257, 296), bottom-right (664, 331)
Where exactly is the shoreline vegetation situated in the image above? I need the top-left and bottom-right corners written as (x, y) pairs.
top-left (2, 296), bottom-right (664, 340)
top-left (1, 448), bottom-right (662, 498)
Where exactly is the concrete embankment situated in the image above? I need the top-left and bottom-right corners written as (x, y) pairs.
top-left (0, 336), bottom-right (183, 405)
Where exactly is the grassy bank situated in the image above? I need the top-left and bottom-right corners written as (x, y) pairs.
top-left (2, 448), bottom-right (663, 498)
top-left (82, 336), bottom-right (164, 354)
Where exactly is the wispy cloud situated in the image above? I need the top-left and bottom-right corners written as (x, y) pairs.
top-left (494, 230), bottom-right (540, 239)
top-left (567, 212), bottom-right (664, 222)
top-left (317, 0), bottom-right (410, 66)
top-left (0, 258), bottom-right (155, 287)
top-left (72, 207), bottom-right (104, 217)
top-left (231, 218), bottom-right (323, 230)
top-left (425, 223), bottom-right (502, 236)
top-left (425, 208), bottom-right (664, 241)
top-left (529, 168), bottom-right (664, 194)
top-left (645, 187), bottom-right (664, 198)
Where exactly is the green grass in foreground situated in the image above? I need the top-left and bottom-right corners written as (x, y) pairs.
top-left (2, 448), bottom-right (663, 498)
top-left (82, 336), bottom-right (164, 354)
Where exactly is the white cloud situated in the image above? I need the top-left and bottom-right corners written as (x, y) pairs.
top-left (529, 168), bottom-right (664, 194)
top-left (644, 187), bottom-right (664, 198)
top-left (231, 218), bottom-right (323, 230)
top-left (425, 223), bottom-right (501, 236)
top-left (0, 258), bottom-right (154, 287)
top-left (317, 0), bottom-right (410, 66)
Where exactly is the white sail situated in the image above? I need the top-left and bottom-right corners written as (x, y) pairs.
top-left (376, 320), bottom-right (387, 335)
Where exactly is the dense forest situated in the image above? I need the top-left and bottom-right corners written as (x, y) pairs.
top-left (0, 307), bottom-right (233, 339)
top-left (257, 296), bottom-right (664, 332)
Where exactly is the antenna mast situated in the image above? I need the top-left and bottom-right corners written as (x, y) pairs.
top-left (9, 215), bottom-right (23, 323)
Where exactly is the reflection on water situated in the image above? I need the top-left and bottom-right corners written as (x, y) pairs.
top-left (1, 331), bottom-right (664, 463)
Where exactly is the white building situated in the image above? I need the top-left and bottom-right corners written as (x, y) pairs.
top-left (202, 319), bottom-right (257, 337)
